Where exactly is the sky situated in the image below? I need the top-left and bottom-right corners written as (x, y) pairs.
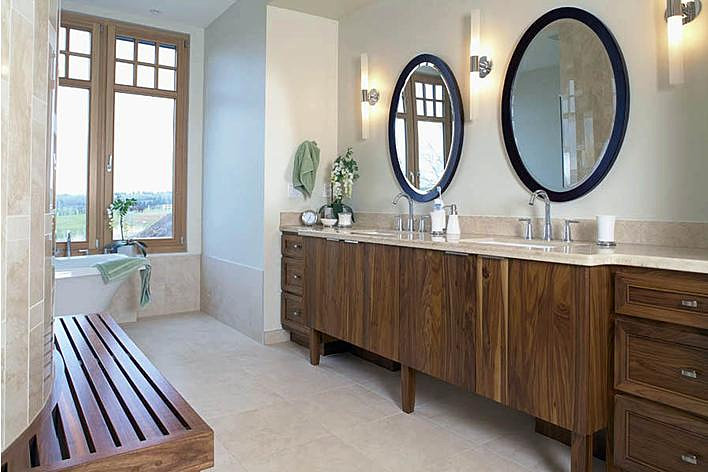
top-left (56, 88), bottom-right (175, 196)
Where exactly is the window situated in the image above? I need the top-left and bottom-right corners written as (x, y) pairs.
top-left (56, 12), bottom-right (188, 254)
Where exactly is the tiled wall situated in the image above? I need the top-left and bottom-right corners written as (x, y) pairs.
top-left (1, 0), bottom-right (58, 449)
top-left (201, 255), bottom-right (264, 342)
top-left (109, 254), bottom-right (201, 324)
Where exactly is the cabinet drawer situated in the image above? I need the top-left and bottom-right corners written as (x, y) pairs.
top-left (615, 394), bottom-right (708, 472)
top-left (282, 292), bottom-right (306, 326)
top-left (282, 234), bottom-right (304, 259)
top-left (616, 271), bottom-right (708, 329)
top-left (615, 317), bottom-right (708, 416)
top-left (282, 257), bottom-right (304, 295)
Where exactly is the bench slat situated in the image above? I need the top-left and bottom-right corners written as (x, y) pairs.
top-left (54, 318), bottom-right (118, 453)
top-left (99, 314), bottom-right (208, 431)
top-left (74, 315), bottom-right (165, 440)
top-left (62, 316), bottom-right (141, 447)
top-left (86, 314), bottom-right (187, 436)
top-left (37, 411), bottom-right (64, 466)
top-left (52, 348), bottom-right (92, 461)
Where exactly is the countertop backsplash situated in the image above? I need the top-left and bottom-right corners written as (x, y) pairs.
top-left (280, 211), bottom-right (708, 249)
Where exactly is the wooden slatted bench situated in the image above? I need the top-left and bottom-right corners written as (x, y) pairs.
top-left (1, 314), bottom-right (213, 472)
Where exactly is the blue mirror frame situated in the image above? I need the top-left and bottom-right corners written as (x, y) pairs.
top-left (501, 7), bottom-right (630, 202)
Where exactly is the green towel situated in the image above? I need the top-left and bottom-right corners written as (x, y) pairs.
top-left (292, 140), bottom-right (320, 198)
top-left (95, 256), bottom-right (152, 307)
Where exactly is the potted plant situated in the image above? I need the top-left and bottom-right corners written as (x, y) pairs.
top-left (327, 147), bottom-right (359, 224)
top-left (107, 197), bottom-right (147, 256)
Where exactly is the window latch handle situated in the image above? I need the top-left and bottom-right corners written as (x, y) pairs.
top-left (106, 154), bottom-right (113, 173)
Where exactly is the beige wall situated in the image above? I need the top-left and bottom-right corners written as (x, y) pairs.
top-left (264, 6), bottom-right (338, 333)
top-left (1, 0), bottom-right (58, 449)
top-left (338, 0), bottom-right (708, 223)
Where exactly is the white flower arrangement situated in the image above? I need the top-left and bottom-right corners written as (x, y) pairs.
top-left (330, 147), bottom-right (359, 204)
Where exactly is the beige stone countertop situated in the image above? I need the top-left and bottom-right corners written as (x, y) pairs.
top-left (281, 225), bottom-right (708, 274)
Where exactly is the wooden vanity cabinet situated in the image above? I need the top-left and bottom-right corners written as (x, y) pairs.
top-left (508, 260), bottom-right (580, 428)
top-left (305, 237), bottom-right (400, 361)
top-left (281, 233), bottom-right (309, 342)
top-left (476, 256), bottom-right (509, 404)
top-left (399, 249), bottom-right (477, 391)
top-left (613, 269), bottom-right (708, 472)
top-left (508, 261), bottom-right (611, 437)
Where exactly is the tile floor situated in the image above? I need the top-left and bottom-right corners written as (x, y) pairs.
top-left (122, 312), bottom-right (606, 472)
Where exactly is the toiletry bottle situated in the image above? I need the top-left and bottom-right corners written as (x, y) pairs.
top-left (430, 187), bottom-right (446, 235)
top-left (446, 204), bottom-right (461, 236)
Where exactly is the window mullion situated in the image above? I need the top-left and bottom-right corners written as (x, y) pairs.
top-left (101, 22), bottom-right (118, 250)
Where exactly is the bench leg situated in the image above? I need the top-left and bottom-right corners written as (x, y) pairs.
top-left (309, 329), bottom-right (321, 366)
top-left (401, 366), bottom-right (416, 413)
top-left (571, 432), bottom-right (593, 472)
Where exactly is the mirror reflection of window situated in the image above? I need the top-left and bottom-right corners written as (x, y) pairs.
top-left (395, 64), bottom-right (452, 192)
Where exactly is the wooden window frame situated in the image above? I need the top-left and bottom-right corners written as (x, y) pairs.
top-left (56, 11), bottom-right (188, 255)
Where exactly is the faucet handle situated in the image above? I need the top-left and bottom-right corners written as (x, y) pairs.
top-left (418, 215), bottom-right (430, 233)
top-left (518, 218), bottom-right (533, 240)
top-left (563, 219), bottom-right (580, 242)
top-left (394, 215), bottom-right (403, 231)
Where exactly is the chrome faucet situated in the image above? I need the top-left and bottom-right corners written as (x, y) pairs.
top-left (529, 190), bottom-right (553, 241)
top-left (66, 231), bottom-right (72, 257)
top-left (392, 192), bottom-right (415, 232)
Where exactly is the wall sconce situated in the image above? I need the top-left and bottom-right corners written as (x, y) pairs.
top-left (360, 53), bottom-right (379, 140)
top-left (666, 0), bottom-right (702, 85)
top-left (469, 10), bottom-right (492, 122)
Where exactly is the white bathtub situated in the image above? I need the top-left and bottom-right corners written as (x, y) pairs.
top-left (54, 254), bottom-right (144, 316)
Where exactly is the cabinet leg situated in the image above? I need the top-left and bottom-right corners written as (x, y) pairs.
top-left (309, 329), bottom-right (321, 366)
top-left (571, 433), bottom-right (593, 472)
top-left (401, 366), bottom-right (416, 413)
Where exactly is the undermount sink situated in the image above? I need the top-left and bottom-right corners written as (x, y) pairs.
top-left (459, 238), bottom-right (568, 250)
top-left (349, 230), bottom-right (400, 237)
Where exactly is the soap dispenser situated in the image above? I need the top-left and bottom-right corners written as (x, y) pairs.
top-left (446, 204), bottom-right (461, 237)
top-left (430, 187), bottom-right (446, 236)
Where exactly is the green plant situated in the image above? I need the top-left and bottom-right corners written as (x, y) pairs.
top-left (107, 197), bottom-right (137, 241)
top-left (330, 147), bottom-right (359, 212)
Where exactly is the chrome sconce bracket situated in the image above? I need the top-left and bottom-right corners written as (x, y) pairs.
top-left (665, 0), bottom-right (702, 24)
top-left (470, 55), bottom-right (493, 78)
top-left (362, 88), bottom-right (380, 106)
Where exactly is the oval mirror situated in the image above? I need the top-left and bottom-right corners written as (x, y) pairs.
top-left (388, 54), bottom-right (464, 202)
top-left (502, 7), bottom-right (629, 201)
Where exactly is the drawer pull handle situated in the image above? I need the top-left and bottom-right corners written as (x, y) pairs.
top-left (681, 454), bottom-right (698, 465)
top-left (292, 274), bottom-right (300, 280)
top-left (292, 311), bottom-right (300, 317)
top-left (681, 299), bottom-right (699, 308)
top-left (292, 244), bottom-right (301, 249)
top-left (681, 368), bottom-right (698, 379)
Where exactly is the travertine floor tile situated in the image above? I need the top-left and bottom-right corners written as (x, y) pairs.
top-left (246, 435), bottom-right (384, 472)
top-left (333, 413), bottom-right (474, 472)
top-left (288, 384), bottom-right (401, 435)
top-left (125, 313), bottom-right (607, 472)
top-left (424, 445), bottom-right (529, 472)
top-left (415, 389), bottom-right (532, 445)
top-left (207, 400), bottom-right (330, 468)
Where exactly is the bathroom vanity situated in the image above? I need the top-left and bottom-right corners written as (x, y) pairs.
top-left (278, 5), bottom-right (708, 471)
top-left (280, 228), bottom-right (708, 472)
